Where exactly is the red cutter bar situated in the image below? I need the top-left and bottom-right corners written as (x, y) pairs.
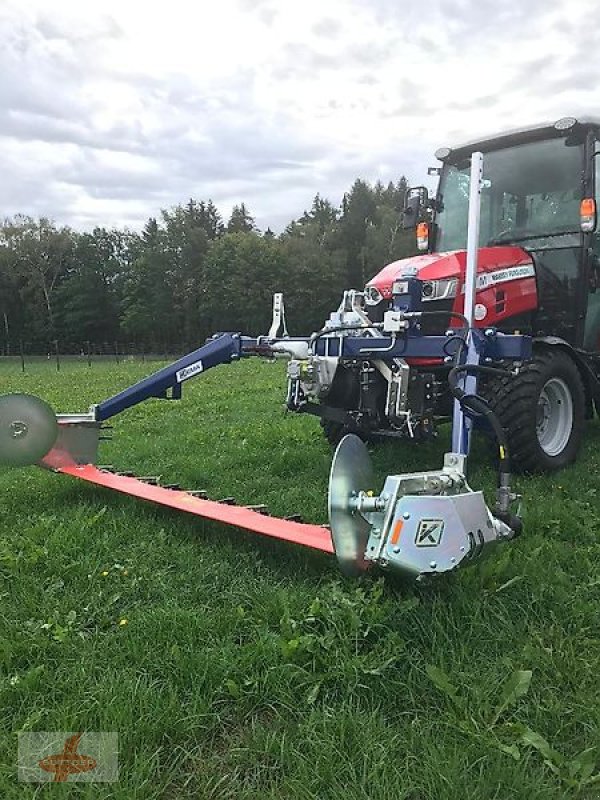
top-left (57, 464), bottom-right (334, 554)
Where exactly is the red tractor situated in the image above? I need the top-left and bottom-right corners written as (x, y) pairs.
top-left (316, 116), bottom-right (600, 473)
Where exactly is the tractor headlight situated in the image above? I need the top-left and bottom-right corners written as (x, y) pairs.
top-left (364, 285), bottom-right (383, 305)
top-left (421, 278), bottom-right (458, 301)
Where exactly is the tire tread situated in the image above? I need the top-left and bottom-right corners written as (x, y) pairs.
top-left (485, 348), bottom-right (585, 473)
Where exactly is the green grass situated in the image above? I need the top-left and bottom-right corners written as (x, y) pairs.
top-left (1, 358), bottom-right (600, 798)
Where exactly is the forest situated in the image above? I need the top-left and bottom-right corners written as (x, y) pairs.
top-left (0, 177), bottom-right (417, 354)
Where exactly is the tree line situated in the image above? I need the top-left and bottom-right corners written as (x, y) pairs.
top-left (0, 177), bottom-right (417, 354)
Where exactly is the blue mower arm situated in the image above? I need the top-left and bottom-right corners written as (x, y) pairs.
top-left (94, 333), bottom-right (244, 422)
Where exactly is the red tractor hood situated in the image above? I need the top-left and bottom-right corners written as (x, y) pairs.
top-left (367, 246), bottom-right (533, 299)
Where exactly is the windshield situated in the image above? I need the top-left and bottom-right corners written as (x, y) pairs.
top-left (435, 137), bottom-right (583, 251)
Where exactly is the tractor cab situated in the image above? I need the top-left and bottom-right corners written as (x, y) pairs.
top-left (350, 118), bottom-right (600, 472)
top-left (380, 117), bottom-right (600, 351)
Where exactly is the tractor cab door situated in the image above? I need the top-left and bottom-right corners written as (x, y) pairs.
top-left (583, 141), bottom-right (600, 351)
top-left (529, 236), bottom-right (582, 344)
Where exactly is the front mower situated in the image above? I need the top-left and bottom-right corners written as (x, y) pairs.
top-left (0, 151), bottom-right (527, 582)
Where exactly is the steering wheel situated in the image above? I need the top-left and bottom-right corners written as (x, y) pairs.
top-left (487, 228), bottom-right (514, 244)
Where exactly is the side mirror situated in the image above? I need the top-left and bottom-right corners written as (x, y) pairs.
top-left (401, 187), bottom-right (429, 230)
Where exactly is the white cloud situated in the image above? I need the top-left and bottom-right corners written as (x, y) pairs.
top-left (0, 0), bottom-right (599, 231)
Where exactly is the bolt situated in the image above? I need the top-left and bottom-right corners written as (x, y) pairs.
top-left (429, 561), bottom-right (437, 569)
top-left (402, 512), bottom-right (410, 520)
top-left (393, 546), bottom-right (401, 554)
top-left (450, 557), bottom-right (456, 564)
top-left (447, 455), bottom-right (457, 466)
top-left (371, 528), bottom-right (380, 538)
top-left (460, 545), bottom-right (465, 552)
top-left (10, 421), bottom-right (27, 439)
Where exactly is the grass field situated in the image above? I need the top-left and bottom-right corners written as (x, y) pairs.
top-left (1, 358), bottom-right (600, 798)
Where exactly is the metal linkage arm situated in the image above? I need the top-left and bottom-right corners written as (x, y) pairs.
top-left (95, 333), bottom-right (242, 422)
top-left (312, 332), bottom-right (531, 361)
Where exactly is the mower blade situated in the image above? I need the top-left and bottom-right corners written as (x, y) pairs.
top-left (56, 464), bottom-right (334, 554)
top-left (246, 504), bottom-right (269, 515)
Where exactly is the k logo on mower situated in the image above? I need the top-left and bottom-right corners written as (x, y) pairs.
top-left (415, 519), bottom-right (445, 547)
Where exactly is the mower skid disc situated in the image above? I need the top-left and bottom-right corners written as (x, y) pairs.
top-left (0, 393), bottom-right (58, 467)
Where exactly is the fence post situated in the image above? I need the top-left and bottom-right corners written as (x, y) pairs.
top-left (54, 340), bottom-right (60, 372)
top-left (19, 339), bottom-right (25, 373)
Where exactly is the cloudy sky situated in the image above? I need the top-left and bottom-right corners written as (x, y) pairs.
top-left (1, 0), bottom-right (598, 232)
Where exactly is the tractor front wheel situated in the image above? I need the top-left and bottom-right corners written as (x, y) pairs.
top-left (319, 365), bottom-right (384, 446)
top-left (487, 349), bottom-right (585, 473)
top-left (319, 365), bottom-right (361, 446)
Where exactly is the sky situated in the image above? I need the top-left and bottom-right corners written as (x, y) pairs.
top-left (1, 0), bottom-right (598, 233)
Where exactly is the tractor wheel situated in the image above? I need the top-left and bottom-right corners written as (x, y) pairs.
top-left (319, 366), bottom-right (359, 446)
top-left (321, 413), bottom-right (376, 446)
top-left (320, 418), bottom-right (347, 446)
top-left (319, 365), bottom-right (379, 447)
top-left (486, 349), bottom-right (585, 473)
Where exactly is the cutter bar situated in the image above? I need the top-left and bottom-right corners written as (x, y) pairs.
top-left (56, 464), bottom-right (334, 554)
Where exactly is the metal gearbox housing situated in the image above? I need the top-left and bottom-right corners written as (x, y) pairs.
top-left (363, 482), bottom-right (512, 579)
top-left (40, 415), bottom-right (101, 470)
top-left (287, 355), bottom-right (339, 400)
top-left (328, 436), bottom-right (514, 581)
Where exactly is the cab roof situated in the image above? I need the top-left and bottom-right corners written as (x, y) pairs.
top-left (443, 117), bottom-right (600, 160)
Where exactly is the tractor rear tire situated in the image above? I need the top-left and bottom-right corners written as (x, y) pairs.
top-left (486, 349), bottom-right (585, 474)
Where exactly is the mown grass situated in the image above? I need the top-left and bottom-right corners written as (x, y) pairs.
top-left (1, 357), bottom-right (600, 798)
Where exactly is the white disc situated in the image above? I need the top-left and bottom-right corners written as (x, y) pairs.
top-left (0, 393), bottom-right (58, 467)
top-left (328, 434), bottom-right (375, 576)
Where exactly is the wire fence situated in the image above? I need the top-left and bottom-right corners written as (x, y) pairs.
top-left (0, 341), bottom-right (188, 372)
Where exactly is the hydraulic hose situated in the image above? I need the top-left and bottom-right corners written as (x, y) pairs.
top-left (310, 310), bottom-right (468, 346)
top-left (309, 323), bottom-right (382, 345)
top-left (447, 363), bottom-right (511, 474)
top-left (447, 362), bottom-right (522, 535)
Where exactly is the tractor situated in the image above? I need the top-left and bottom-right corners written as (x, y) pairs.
top-left (1, 117), bottom-right (596, 581)
top-left (294, 116), bottom-right (600, 474)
